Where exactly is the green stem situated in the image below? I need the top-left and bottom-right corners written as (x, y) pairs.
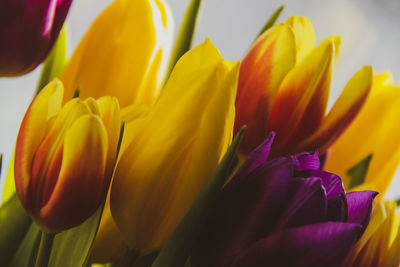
top-left (34, 231), bottom-right (55, 267)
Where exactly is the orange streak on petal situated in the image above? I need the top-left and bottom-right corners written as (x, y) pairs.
top-left (296, 66), bottom-right (373, 154)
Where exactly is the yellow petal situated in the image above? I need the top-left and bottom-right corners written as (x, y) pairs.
top-left (60, 0), bottom-right (173, 107)
top-left (235, 23), bottom-right (296, 154)
top-left (96, 96), bottom-right (121, 179)
top-left (382, 217), bottom-right (400, 267)
top-left (296, 66), bottom-right (372, 153)
top-left (40, 114), bottom-right (108, 232)
top-left (325, 74), bottom-right (400, 195)
top-left (91, 193), bottom-right (126, 263)
top-left (284, 16), bottom-right (315, 62)
top-left (269, 37), bottom-right (338, 155)
top-left (119, 104), bottom-right (150, 156)
top-left (111, 39), bottom-right (239, 252)
top-left (14, 80), bottom-right (63, 209)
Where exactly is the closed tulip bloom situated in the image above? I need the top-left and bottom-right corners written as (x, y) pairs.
top-left (345, 200), bottom-right (400, 267)
top-left (60, 0), bottom-right (173, 107)
top-left (14, 79), bottom-right (121, 233)
top-left (110, 39), bottom-right (240, 252)
top-left (191, 133), bottom-right (377, 267)
top-left (0, 0), bottom-right (72, 76)
top-left (325, 73), bottom-right (400, 195)
top-left (234, 16), bottom-right (372, 157)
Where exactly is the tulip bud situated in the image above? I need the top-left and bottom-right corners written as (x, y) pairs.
top-left (0, 0), bottom-right (72, 76)
top-left (14, 79), bottom-right (121, 233)
top-left (110, 39), bottom-right (240, 252)
top-left (234, 16), bottom-right (372, 157)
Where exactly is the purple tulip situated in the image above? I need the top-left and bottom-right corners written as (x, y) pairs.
top-left (0, 0), bottom-right (72, 76)
top-left (191, 132), bottom-right (377, 267)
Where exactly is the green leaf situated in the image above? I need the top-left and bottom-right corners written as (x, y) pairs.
top-left (48, 204), bottom-right (104, 267)
top-left (0, 193), bottom-right (32, 266)
top-left (2, 151), bottom-right (16, 203)
top-left (166, 0), bottom-right (202, 81)
top-left (347, 154), bottom-right (373, 189)
top-left (35, 25), bottom-right (68, 96)
top-left (9, 223), bottom-right (41, 267)
top-left (254, 5), bottom-right (284, 42)
top-left (151, 128), bottom-right (245, 267)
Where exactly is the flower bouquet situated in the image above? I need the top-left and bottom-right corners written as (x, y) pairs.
top-left (1, 1), bottom-right (400, 267)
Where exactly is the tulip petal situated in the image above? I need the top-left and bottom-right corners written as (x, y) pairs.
top-left (284, 16), bottom-right (315, 62)
top-left (325, 74), bottom-right (400, 195)
top-left (14, 80), bottom-right (63, 212)
top-left (273, 177), bottom-right (327, 229)
top-left (60, 0), bottom-right (173, 107)
top-left (191, 158), bottom-right (294, 267)
top-left (235, 24), bottom-right (296, 154)
top-left (111, 39), bottom-right (238, 251)
top-left (292, 151), bottom-right (320, 171)
top-left (96, 96), bottom-right (121, 182)
top-left (346, 201), bottom-right (397, 267)
top-left (304, 170), bottom-right (344, 200)
top-left (91, 194), bottom-right (126, 263)
top-left (234, 132), bottom-right (275, 179)
top-left (269, 37), bottom-right (338, 154)
top-left (347, 191), bottom-right (378, 232)
top-left (231, 222), bottom-right (362, 267)
top-left (40, 115), bottom-right (108, 232)
top-left (296, 66), bottom-right (373, 153)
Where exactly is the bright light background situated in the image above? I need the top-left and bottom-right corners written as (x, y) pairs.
top-left (1, 0), bottom-right (399, 198)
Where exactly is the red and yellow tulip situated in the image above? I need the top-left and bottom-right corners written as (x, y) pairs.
top-left (110, 39), bottom-right (239, 253)
top-left (14, 79), bottom-right (121, 233)
top-left (325, 73), bottom-right (400, 195)
top-left (60, 0), bottom-right (173, 107)
top-left (234, 16), bottom-right (373, 157)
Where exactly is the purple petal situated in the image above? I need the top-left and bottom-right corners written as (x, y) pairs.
top-left (231, 222), bottom-right (362, 267)
top-left (192, 157), bottom-right (294, 267)
top-left (326, 193), bottom-right (348, 222)
top-left (235, 132), bottom-right (275, 178)
top-left (347, 191), bottom-right (378, 232)
top-left (0, 0), bottom-right (72, 75)
top-left (273, 177), bottom-right (327, 230)
top-left (301, 170), bottom-right (345, 200)
top-left (291, 151), bottom-right (320, 171)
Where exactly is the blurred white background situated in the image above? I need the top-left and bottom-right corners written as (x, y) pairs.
top-left (1, 0), bottom-right (399, 198)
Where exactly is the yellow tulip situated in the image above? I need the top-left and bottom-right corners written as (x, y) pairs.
top-left (345, 200), bottom-right (400, 267)
top-left (110, 39), bottom-right (239, 252)
top-left (234, 16), bottom-right (373, 157)
top-left (14, 79), bottom-right (121, 232)
top-left (60, 0), bottom-right (173, 107)
top-left (325, 73), bottom-right (400, 195)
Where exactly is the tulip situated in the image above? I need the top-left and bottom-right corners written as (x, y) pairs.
top-left (110, 39), bottom-right (239, 252)
top-left (60, 0), bottom-right (173, 107)
top-left (14, 79), bottom-right (121, 233)
top-left (62, 0), bottom-right (172, 260)
top-left (345, 200), bottom-right (400, 267)
top-left (234, 16), bottom-right (373, 157)
top-left (191, 133), bottom-right (377, 267)
top-left (0, 0), bottom-right (72, 76)
top-left (325, 73), bottom-right (400, 195)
